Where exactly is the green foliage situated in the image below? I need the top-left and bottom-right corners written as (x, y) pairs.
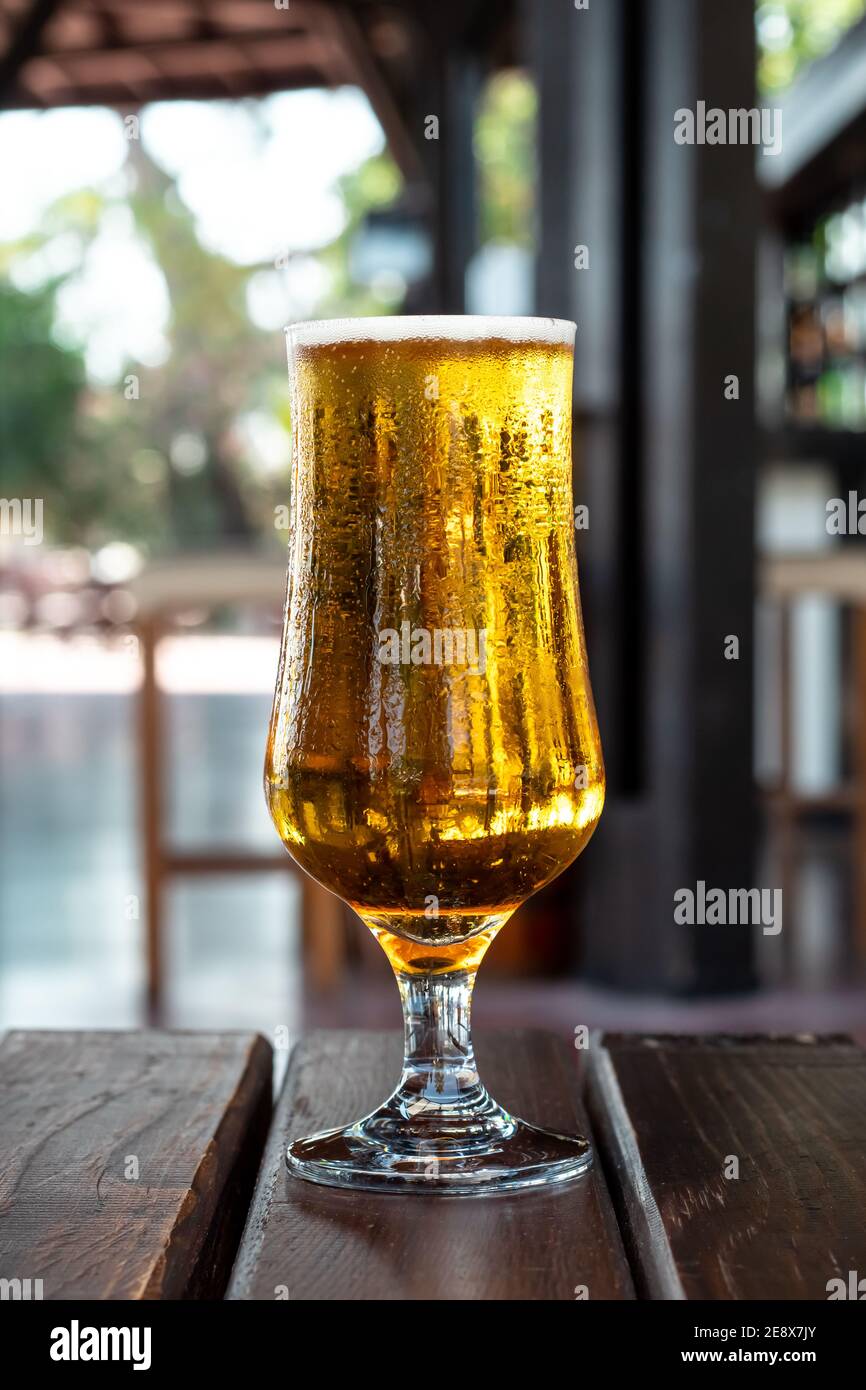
top-left (475, 71), bottom-right (537, 247)
top-left (120, 140), bottom-right (276, 548)
top-left (0, 280), bottom-right (84, 512)
top-left (0, 274), bottom-right (172, 546)
top-left (0, 114), bottom-right (403, 552)
top-left (315, 152), bottom-right (405, 317)
top-left (757, 0), bottom-right (866, 92)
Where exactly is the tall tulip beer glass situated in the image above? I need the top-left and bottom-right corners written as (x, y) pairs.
top-left (265, 316), bottom-right (604, 1193)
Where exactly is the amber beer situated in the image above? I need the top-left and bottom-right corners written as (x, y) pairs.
top-left (265, 319), bottom-right (604, 974)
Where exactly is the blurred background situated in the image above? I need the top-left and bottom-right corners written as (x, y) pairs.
top-left (2, 0), bottom-right (866, 1040)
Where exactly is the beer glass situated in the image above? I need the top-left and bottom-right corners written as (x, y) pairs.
top-left (265, 316), bottom-right (604, 1193)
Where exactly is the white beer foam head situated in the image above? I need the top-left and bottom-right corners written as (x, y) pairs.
top-left (287, 316), bottom-right (576, 347)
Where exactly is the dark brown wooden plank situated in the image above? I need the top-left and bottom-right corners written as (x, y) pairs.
top-left (587, 1033), bottom-right (866, 1300)
top-left (227, 1029), bottom-right (634, 1301)
top-left (0, 1030), bottom-right (272, 1300)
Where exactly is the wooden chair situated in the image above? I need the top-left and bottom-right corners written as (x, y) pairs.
top-left (760, 548), bottom-right (866, 961)
top-left (129, 554), bottom-right (347, 1021)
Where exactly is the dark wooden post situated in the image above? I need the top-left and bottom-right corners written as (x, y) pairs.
top-left (529, 0), bottom-right (758, 992)
top-left (409, 14), bottom-right (482, 312)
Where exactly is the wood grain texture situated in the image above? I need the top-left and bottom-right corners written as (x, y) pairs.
top-left (586, 1033), bottom-right (866, 1300)
top-left (0, 1031), bottom-right (273, 1299)
top-left (227, 1029), bottom-right (634, 1301)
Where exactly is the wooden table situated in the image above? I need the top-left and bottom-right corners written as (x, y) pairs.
top-left (2, 1030), bottom-right (864, 1301)
top-left (228, 1030), bottom-right (634, 1301)
top-left (0, 1031), bottom-right (272, 1299)
top-left (130, 553), bottom-right (347, 1019)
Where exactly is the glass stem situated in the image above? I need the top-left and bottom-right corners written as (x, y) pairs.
top-left (372, 969), bottom-right (512, 1152)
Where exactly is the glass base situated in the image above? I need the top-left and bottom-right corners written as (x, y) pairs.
top-left (287, 1101), bottom-right (592, 1196)
top-left (287, 966), bottom-right (591, 1195)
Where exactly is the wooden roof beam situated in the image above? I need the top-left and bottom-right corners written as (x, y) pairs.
top-left (0, 0), bottom-right (63, 100)
top-left (6, 65), bottom-right (334, 109)
top-left (314, 2), bottom-right (424, 188)
top-left (16, 31), bottom-right (327, 66)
